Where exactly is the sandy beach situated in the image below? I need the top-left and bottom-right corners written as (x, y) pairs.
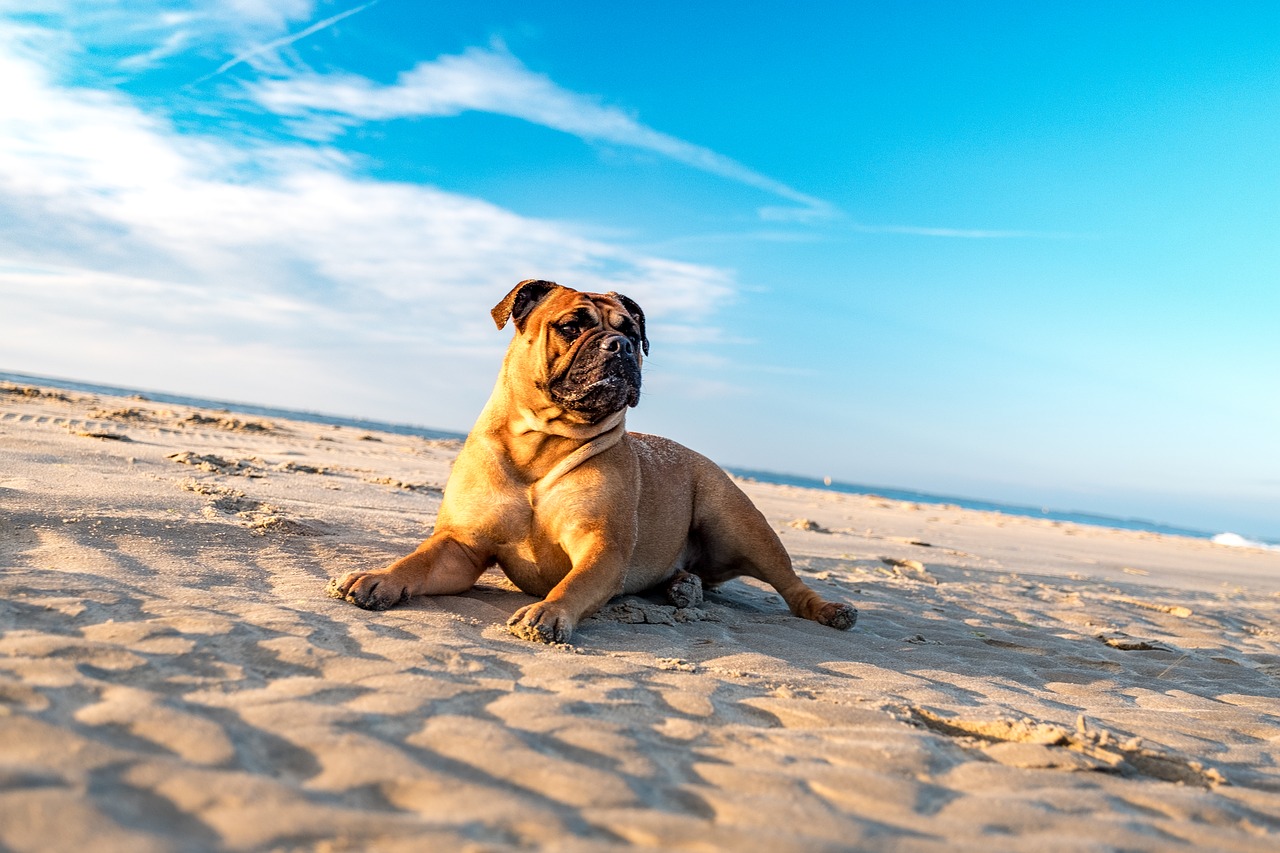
top-left (1, 379), bottom-right (1278, 851)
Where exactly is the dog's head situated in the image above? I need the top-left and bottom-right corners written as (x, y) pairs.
top-left (492, 279), bottom-right (648, 425)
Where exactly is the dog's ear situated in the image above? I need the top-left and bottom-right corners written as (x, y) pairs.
top-left (608, 291), bottom-right (649, 356)
top-left (492, 280), bottom-right (560, 331)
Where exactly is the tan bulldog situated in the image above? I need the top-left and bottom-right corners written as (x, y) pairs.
top-left (328, 280), bottom-right (857, 643)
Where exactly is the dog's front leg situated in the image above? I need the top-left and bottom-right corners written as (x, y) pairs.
top-left (329, 533), bottom-right (486, 610)
top-left (507, 533), bottom-right (628, 644)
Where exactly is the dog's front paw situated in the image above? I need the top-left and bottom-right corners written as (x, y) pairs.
top-left (507, 601), bottom-right (575, 644)
top-left (816, 601), bottom-right (857, 630)
top-left (327, 571), bottom-right (410, 611)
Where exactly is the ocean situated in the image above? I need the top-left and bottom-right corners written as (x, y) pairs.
top-left (723, 467), bottom-right (1274, 548)
top-left (4, 369), bottom-right (1276, 550)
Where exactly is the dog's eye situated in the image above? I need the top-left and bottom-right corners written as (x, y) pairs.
top-left (557, 322), bottom-right (580, 339)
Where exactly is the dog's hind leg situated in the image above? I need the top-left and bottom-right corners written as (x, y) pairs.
top-left (691, 471), bottom-right (857, 630)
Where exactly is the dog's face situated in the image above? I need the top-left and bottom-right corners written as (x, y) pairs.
top-left (492, 280), bottom-right (648, 424)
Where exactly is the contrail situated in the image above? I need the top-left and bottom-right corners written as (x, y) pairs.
top-left (193, 1), bottom-right (377, 85)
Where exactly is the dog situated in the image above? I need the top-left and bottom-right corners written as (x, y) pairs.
top-left (329, 280), bottom-right (857, 643)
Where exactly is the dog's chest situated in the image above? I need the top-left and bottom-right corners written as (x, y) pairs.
top-left (488, 491), bottom-right (577, 597)
top-left (443, 463), bottom-right (569, 544)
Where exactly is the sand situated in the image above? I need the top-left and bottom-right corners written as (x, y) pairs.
top-left (2, 379), bottom-right (1278, 851)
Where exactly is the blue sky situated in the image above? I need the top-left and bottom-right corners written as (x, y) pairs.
top-left (1, 2), bottom-right (1277, 539)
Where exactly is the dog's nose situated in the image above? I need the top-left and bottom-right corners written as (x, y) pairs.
top-left (600, 335), bottom-right (634, 356)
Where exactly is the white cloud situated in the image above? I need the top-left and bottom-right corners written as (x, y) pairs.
top-left (0, 19), bottom-right (735, 425)
top-left (248, 42), bottom-right (832, 215)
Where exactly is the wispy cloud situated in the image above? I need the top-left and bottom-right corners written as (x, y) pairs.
top-left (119, 27), bottom-right (195, 71)
top-left (248, 42), bottom-right (832, 217)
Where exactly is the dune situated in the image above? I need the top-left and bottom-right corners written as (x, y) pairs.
top-left (2, 380), bottom-right (1278, 851)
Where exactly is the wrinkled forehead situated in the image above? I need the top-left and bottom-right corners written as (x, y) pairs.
top-left (539, 289), bottom-right (629, 324)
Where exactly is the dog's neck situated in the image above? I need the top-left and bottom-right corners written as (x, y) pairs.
top-left (511, 403), bottom-right (624, 440)
top-left (476, 391), bottom-right (626, 486)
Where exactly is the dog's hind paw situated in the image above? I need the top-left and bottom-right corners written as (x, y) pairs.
top-left (665, 571), bottom-right (704, 609)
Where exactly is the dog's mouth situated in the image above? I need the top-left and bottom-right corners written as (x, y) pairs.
top-left (550, 344), bottom-right (641, 421)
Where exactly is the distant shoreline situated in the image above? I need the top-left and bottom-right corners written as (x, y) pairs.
top-left (3, 368), bottom-right (1275, 548)
top-left (725, 468), bottom-right (1223, 544)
